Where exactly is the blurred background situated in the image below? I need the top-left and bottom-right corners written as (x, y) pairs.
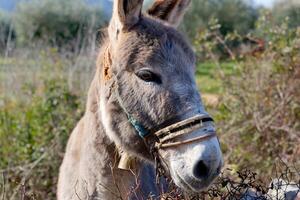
top-left (0, 0), bottom-right (299, 199)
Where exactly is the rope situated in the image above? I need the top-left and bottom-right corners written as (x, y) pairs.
top-left (153, 115), bottom-right (217, 149)
top-left (155, 132), bottom-right (216, 149)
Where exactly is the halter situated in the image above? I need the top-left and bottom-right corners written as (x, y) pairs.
top-left (102, 47), bottom-right (218, 170)
top-left (111, 72), bottom-right (216, 144)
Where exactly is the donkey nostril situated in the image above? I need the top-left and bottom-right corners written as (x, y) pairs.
top-left (193, 160), bottom-right (209, 179)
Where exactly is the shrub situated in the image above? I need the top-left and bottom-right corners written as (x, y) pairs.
top-left (272, 0), bottom-right (300, 29)
top-left (0, 78), bottom-right (83, 199)
top-left (14, 0), bottom-right (106, 49)
top-left (196, 12), bottom-right (300, 178)
top-left (182, 0), bottom-right (258, 39)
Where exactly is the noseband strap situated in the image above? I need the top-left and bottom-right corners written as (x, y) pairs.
top-left (153, 114), bottom-right (216, 149)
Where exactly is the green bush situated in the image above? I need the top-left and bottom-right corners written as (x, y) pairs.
top-left (0, 4), bottom-right (299, 199)
top-left (14, 0), bottom-right (106, 49)
top-left (273, 0), bottom-right (300, 29)
top-left (182, 0), bottom-right (258, 39)
top-left (0, 78), bottom-right (83, 199)
top-left (202, 13), bottom-right (300, 178)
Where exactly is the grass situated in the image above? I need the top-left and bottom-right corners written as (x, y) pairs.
top-left (0, 48), bottom-right (95, 102)
top-left (0, 53), bottom-right (233, 99)
top-left (196, 62), bottom-right (237, 94)
top-left (0, 49), bottom-right (88, 199)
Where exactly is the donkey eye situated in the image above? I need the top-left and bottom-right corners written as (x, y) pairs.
top-left (136, 70), bottom-right (162, 84)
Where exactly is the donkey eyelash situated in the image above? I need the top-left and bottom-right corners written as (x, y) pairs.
top-left (135, 69), bottom-right (162, 84)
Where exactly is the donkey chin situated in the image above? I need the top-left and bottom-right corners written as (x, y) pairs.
top-left (161, 131), bottom-right (223, 192)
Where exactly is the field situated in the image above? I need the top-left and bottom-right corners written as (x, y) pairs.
top-left (0, 0), bottom-right (299, 199)
top-left (1, 41), bottom-right (299, 199)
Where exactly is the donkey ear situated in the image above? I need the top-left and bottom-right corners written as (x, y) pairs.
top-left (147, 0), bottom-right (191, 28)
top-left (109, 0), bottom-right (143, 38)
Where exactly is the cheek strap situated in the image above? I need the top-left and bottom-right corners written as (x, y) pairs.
top-left (102, 48), bottom-right (150, 170)
top-left (103, 47), bottom-right (150, 139)
top-left (112, 80), bottom-right (150, 138)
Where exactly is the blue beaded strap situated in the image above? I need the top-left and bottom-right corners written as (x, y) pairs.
top-left (112, 75), bottom-right (149, 138)
top-left (128, 116), bottom-right (149, 138)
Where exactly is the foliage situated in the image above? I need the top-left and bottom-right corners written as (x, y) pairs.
top-left (182, 0), bottom-right (258, 38)
top-left (0, 78), bottom-right (83, 199)
top-left (225, 17), bottom-right (299, 174)
top-left (14, 0), bottom-right (106, 49)
top-left (196, 62), bottom-right (237, 94)
top-left (272, 0), bottom-right (300, 29)
top-left (0, 46), bottom-right (93, 199)
top-left (194, 12), bottom-right (300, 178)
top-left (0, 3), bottom-right (299, 199)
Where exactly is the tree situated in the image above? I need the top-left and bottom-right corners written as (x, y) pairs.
top-left (14, 0), bottom-right (106, 48)
top-left (272, 0), bottom-right (300, 28)
top-left (182, 0), bottom-right (258, 38)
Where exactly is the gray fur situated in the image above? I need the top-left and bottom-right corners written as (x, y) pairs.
top-left (57, 0), bottom-right (222, 199)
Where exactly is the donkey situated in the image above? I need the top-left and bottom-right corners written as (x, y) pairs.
top-left (57, 0), bottom-right (223, 199)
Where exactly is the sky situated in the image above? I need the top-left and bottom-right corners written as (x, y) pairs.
top-left (0, 0), bottom-right (277, 12)
top-left (252, 0), bottom-right (276, 7)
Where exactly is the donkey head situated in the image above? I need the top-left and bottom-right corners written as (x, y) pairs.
top-left (99, 0), bottom-right (223, 193)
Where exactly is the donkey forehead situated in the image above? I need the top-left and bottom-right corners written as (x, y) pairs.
top-left (115, 19), bottom-right (196, 71)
